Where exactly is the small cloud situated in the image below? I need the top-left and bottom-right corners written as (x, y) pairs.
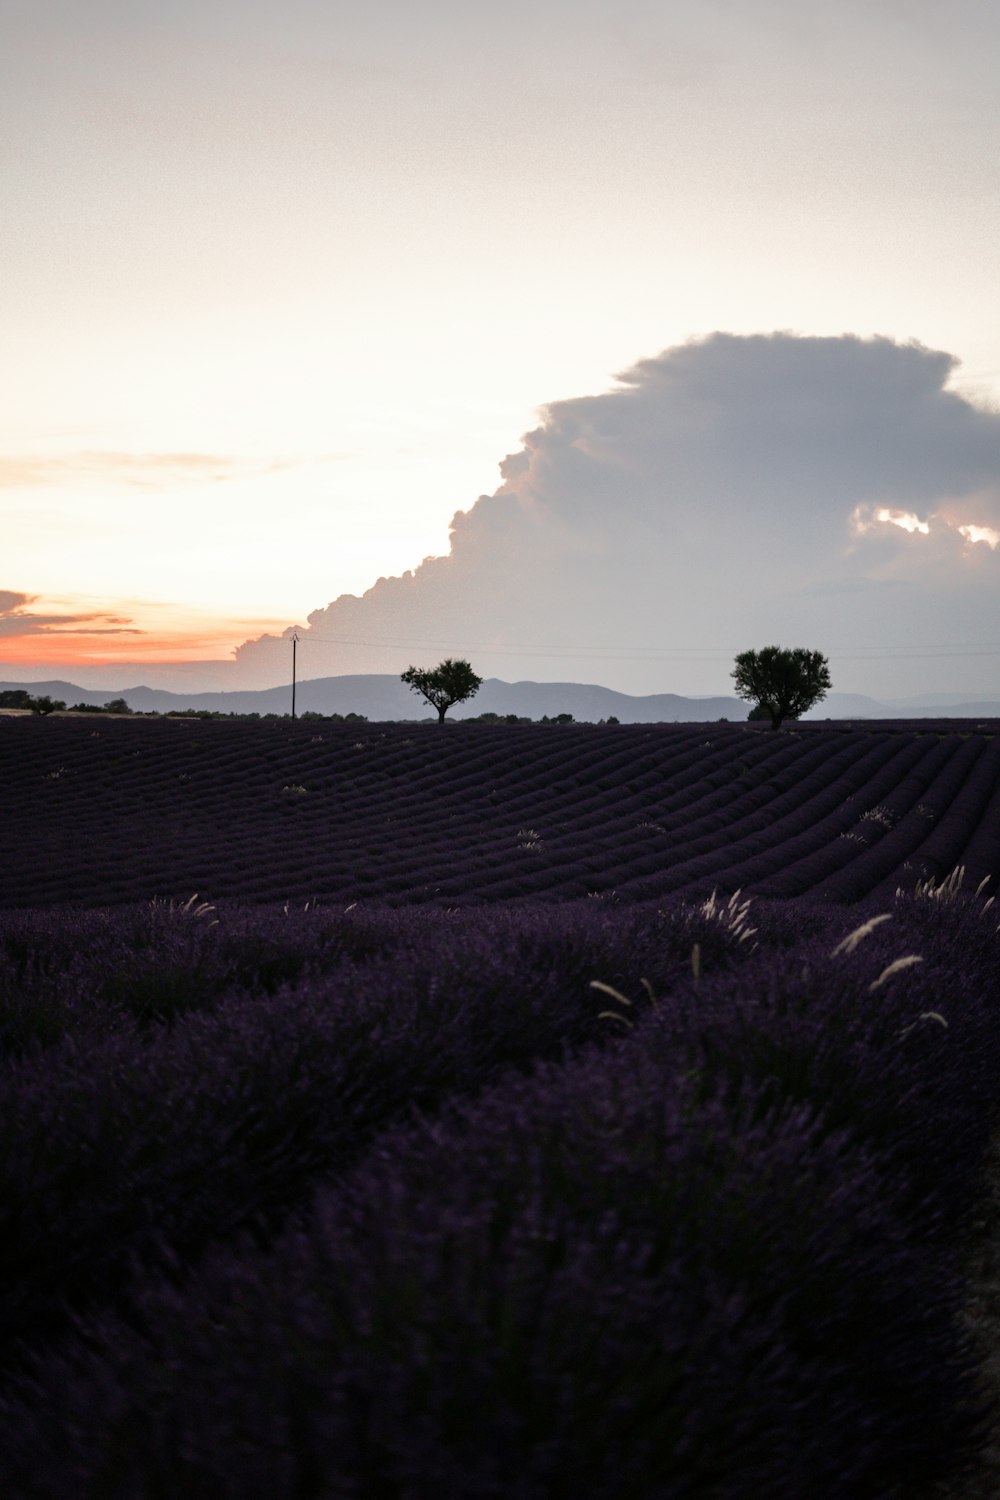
top-left (959, 524), bottom-right (1000, 549)
top-left (0, 590), bottom-right (34, 615)
top-left (0, 452), bottom-right (307, 491)
top-left (852, 505), bottom-right (931, 537)
top-left (0, 460), bottom-right (53, 488)
top-left (876, 507), bottom-right (930, 536)
top-left (851, 502), bottom-right (1000, 556)
top-left (0, 590), bottom-right (143, 640)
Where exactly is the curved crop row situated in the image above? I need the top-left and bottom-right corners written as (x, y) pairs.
top-left (1, 719), bottom-right (997, 908)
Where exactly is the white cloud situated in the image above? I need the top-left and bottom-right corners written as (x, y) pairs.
top-left (876, 508), bottom-right (930, 536)
top-left (960, 524), bottom-right (1000, 549)
top-left (0, 452), bottom-right (298, 490)
top-left (235, 333), bottom-right (1000, 697)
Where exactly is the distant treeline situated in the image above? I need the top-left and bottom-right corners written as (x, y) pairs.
top-left (0, 693), bottom-right (368, 722)
top-left (0, 690), bottom-right (75, 715)
top-left (0, 691), bottom-right (620, 725)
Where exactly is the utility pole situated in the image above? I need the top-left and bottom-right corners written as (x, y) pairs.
top-left (291, 631), bottom-right (298, 719)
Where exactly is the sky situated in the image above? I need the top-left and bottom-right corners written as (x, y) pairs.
top-left (3, 0), bottom-right (1000, 700)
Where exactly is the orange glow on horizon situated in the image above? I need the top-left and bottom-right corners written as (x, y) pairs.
top-left (0, 596), bottom-right (292, 669)
top-left (0, 635), bottom-right (231, 667)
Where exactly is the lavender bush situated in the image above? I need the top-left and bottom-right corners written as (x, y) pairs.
top-left (1, 718), bottom-right (998, 1494)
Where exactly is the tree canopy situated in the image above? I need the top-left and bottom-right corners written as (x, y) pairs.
top-left (731, 646), bottom-right (831, 730)
top-left (0, 690), bottom-right (65, 714)
top-left (400, 658), bottom-right (483, 723)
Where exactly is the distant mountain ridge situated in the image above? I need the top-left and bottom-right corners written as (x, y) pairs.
top-left (4, 676), bottom-right (1000, 723)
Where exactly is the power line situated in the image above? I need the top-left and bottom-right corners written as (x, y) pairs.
top-left (289, 632), bottom-right (1000, 665)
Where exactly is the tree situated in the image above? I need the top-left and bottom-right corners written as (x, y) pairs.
top-left (0, 690), bottom-right (33, 710)
top-left (731, 646), bottom-right (831, 730)
top-left (401, 658), bottom-right (482, 723)
top-left (0, 690), bottom-right (66, 713)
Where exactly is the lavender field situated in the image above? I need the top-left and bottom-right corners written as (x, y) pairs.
top-left (4, 716), bottom-right (1000, 908)
top-left (2, 716), bottom-right (1000, 1497)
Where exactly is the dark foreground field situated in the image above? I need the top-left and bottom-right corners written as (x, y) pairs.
top-left (2, 718), bottom-right (1000, 1497)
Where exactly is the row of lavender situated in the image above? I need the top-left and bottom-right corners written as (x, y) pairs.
top-left (1, 886), bottom-right (999, 1495)
top-left (4, 718), bottom-right (999, 906)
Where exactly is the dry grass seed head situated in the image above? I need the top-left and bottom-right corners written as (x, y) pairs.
top-left (869, 955), bottom-right (924, 992)
top-left (830, 914), bottom-right (893, 957)
top-left (149, 893), bottom-right (219, 926)
top-left (699, 889), bottom-right (757, 943)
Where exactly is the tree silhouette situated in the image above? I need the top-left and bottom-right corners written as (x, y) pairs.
top-left (732, 646), bottom-right (831, 730)
top-left (0, 691), bottom-right (66, 714)
top-left (401, 658), bottom-right (483, 723)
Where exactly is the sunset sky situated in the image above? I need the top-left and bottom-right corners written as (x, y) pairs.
top-left (3, 0), bottom-right (1000, 699)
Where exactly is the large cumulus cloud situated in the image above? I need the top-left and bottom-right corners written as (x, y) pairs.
top-left (235, 334), bottom-right (1000, 696)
